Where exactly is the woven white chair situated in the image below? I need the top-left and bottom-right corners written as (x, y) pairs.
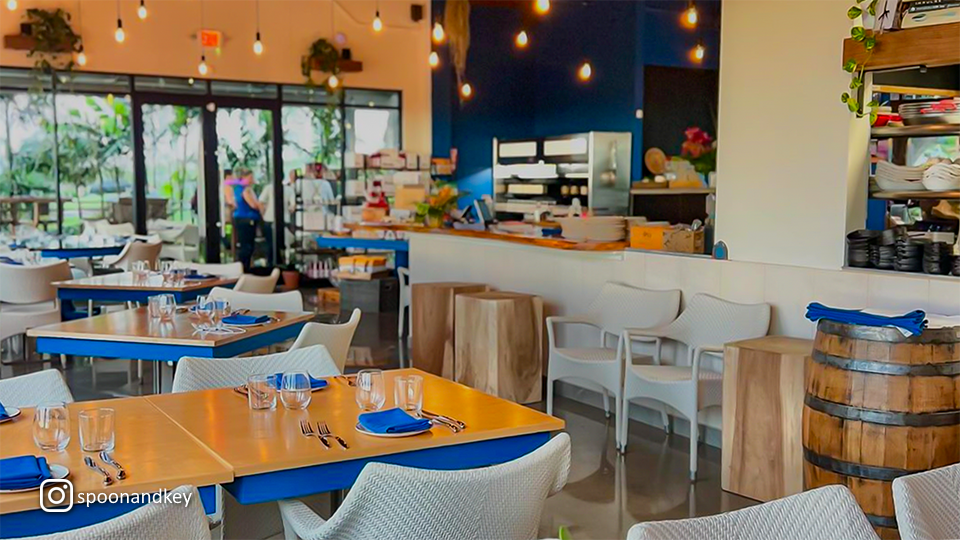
top-left (0, 370), bottom-right (74, 407)
top-left (235, 268), bottom-right (281, 293)
top-left (91, 220), bottom-right (136, 237)
top-left (626, 485), bottom-right (878, 540)
top-left (620, 294), bottom-right (770, 479)
top-left (893, 463), bottom-right (960, 540)
top-left (277, 432), bottom-right (571, 540)
top-left (101, 241), bottom-right (162, 271)
top-left (289, 309), bottom-right (362, 373)
top-left (208, 287), bottom-right (303, 312)
top-left (158, 224), bottom-right (201, 262)
top-left (546, 282), bottom-right (681, 445)
top-left (23, 485), bottom-right (210, 540)
top-left (171, 345), bottom-right (340, 393)
top-left (0, 260), bottom-right (71, 363)
top-left (171, 261), bottom-right (244, 278)
top-left (397, 267), bottom-right (411, 338)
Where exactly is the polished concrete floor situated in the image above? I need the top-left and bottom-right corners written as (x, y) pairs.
top-left (1, 300), bottom-right (756, 540)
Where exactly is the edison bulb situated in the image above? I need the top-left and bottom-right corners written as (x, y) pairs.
top-left (114, 26), bottom-right (125, 43)
top-left (137, 2), bottom-right (148, 19)
top-left (534, 0), bottom-right (550, 15)
top-left (6, 0), bottom-right (17, 11)
top-left (515, 30), bottom-right (529, 48)
top-left (578, 62), bottom-right (592, 81)
top-left (693, 44), bottom-right (705, 61)
top-left (685, 6), bottom-right (698, 25)
top-left (328, 74), bottom-right (340, 89)
top-left (198, 57), bottom-right (209, 76)
top-left (460, 82), bottom-right (473, 99)
top-left (372, 12), bottom-right (383, 32)
top-left (432, 22), bottom-right (445, 43)
top-left (428, 51), bottom-right (440, 68)
top-left (253, 35), bottom-right (264, 55)
top-left (76, 49), bottom-right (87, 66)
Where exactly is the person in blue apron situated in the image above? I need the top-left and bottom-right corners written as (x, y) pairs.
top-left (231, 168), bottom-right (263, 271)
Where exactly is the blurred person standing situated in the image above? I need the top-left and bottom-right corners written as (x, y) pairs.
top-left (231, 168), bottom-right (263, 271)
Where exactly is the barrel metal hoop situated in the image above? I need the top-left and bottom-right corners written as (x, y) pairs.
top-left (804, 395), bottom-right (960, 427)
top-left (803, 448), bottom-right (911, 482)
top-left (812, 350), bottom-right (960, 376)
top-left (865, 514), bottom-right (900, 529)
top-left (817, 320), bottom-right (960, 344)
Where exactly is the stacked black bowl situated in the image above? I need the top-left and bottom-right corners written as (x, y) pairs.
top-left (923, 242), bottom-right (951, 275)
top-left (895, 237), bottom-right (923, 273)
top-left (953, 256), bottom-right (960, 277)
top-left (846, 230), bottom-right (879, 268)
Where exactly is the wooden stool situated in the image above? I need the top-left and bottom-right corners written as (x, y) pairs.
top-left (454, 291), bottom-right (543, 404)
top-left (411, 282), bottom-right (487, 378)
top-left (722, 336), bottom-right (811, 502)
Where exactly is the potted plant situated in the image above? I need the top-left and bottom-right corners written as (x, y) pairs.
top-left (280, 251), bottom-right (301, 292)
top-left (22, 8), bottom-right (82, 78)
top-left (416, 184), bottom-right (462, 228)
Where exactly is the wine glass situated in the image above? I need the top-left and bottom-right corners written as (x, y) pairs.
top-left (355, 369), bottom-right (385, 412)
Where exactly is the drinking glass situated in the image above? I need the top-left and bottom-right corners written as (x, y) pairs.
top-left (79, 408), bottom-right (115, 452)
top-left (394, 375), bottom-right (424, 414)
top-left (33, 402), bottom-right (71, 452)
top-left (150, 294), bottom-right (176, 321)
top-left (355, 369), bottom-right (385, 412)
top-left (247, 374), bottom-right (277, 410)
top-left (194, 295), bottom-right (212, 326)
top-left (280, 371), bottom-right (312, 410)
top-left (131, 260), bottom-right (149, 279)
top-left (160, 260), bottom-right (175, 285)
top-left (211, 299), bottom-right (231, 330)
top-left (172, 268), bottom-right (189, 287)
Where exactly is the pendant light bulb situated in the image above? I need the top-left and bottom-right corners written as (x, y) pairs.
top-left (372, 11), bottom-right (383, 32)
top-left (114, 20), bottom-right (125, 43)
top-left (253, 32), bottom-right (264, 55)
top-left (693, 42), bottom-right (705, 61)
top-left (515, 30), bottom-right (529, 48)
top-left (6, 0), bottom-right (17, 11)
top-left (578, 61), bottom-right (593, 81)
top-left (432, 22), bottom-right (445, 44)
top-left (76, 45), bottom-right (87, 66)
top-left (198, 55), bottom-right (209, 76)
top-left (137, 0), bottom-right (147, 20)
top-left (534, 0), bottom-right (550, 15)
top-left (328, 74), bottom-right (340, 89)
top-left (428, 51), bottom-right (440, 68)
top-left (460, 82), bottom-right (473, 99)
top-left (685, 4), bottom-right (698, 25)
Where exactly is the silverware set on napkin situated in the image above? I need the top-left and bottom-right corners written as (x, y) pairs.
top-left (83, 451), bottom-right (127, 485)
top-left (300, 421), bottom-right (349, 449)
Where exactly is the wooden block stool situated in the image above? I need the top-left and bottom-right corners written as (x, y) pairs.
top-left (411, 282), bottom-right (488, 378)
top-left (454, 291), bottom-right (543, 404)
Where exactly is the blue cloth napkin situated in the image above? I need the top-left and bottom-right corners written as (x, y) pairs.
top-left (185, 273), bottom-right (215, 280)
top-left (269, 373), bottom-right (328, 391)
top-left (358, 408), bottom-right (431, 434)
top-left (0, 456), bottom-right (52, 490)
top-left (0, 401), bottom-right (7, 421)
top-left (805, 302), bottom-right (927, 336)
top-left (0, 257), bottom-right (22, 265)
top-left (222, 314), bottom-right (271, 325)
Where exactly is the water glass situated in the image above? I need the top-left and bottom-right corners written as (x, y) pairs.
top-left (33, 402), bottom-right (71, 452)
top-left (211, 299), bottom-right (231, 329)
top-left (280, 371), bottom-right (312, 410)
top-left (394, 375), bottom-right (424, 414)
top-left (172, 268), bottom-right (189, 287)
top-left (131, 260), bottom-right (150, 279)
top-left (355, 369), bottom-right (386, 412)
top-left (247, 374), bottom-right (278, 410)
top-left (160, 260), bottom-right (176, 285)
top-left (149, 294), bottom-right (176, 321)
top-left (195, 295), bottom-right (212, 325)
top-left (79, 408), bottom-right (115, 452)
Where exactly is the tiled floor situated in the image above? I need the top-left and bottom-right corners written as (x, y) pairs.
top-left (1, 301), bottom-right (756, 540)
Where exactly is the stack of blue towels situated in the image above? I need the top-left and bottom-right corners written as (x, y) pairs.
top-left (805, 302), bottom-right (927, 336)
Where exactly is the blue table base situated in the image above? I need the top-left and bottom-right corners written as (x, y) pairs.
top-left (58, 283), bottom-right (233, 320)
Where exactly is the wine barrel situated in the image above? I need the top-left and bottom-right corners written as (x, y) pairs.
top-left (803, 320), bottom-right (960, 540)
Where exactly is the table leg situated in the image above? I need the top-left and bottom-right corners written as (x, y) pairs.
top-left (153, 362), bottom-right (162, 394)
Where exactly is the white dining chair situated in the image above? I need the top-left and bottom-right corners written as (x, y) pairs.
top-left (626, 485), bottom-right (879, 540)
top-left (289, 309), bottom-right (362, 373)
top-left (101, 240), bottom-right (162, 271)
top-left (546, 282), bottom-right (681, 445)
top-left (397, 267), bottom-right (411, 338)
top-left (0, 260), bottom-right (71, 365)
top-left (159, 224), bottom-right (201, 262)
top-left (172, 346), bottom-right (340, 540)
top-left (277, 432), bottom-right (571, 540)
top-left (893, 463), bottom-right (960, 540)
top-left (235, 268), bottom-right (281, 293)
top-left (208, 287), bottom-right (303, 312)
top-left (0, 369), bottom-right (74, 407)
top-left (171, 261), bottom-right (244, 278)
top-left (25, 485), bottom-right (211, 540)
top-left (620, 293), bottom-right (771, 479)
top-left (91, 220), bottom-right (136, 237)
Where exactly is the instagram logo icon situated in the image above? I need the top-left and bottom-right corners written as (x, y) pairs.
top-left (40, 479), bottom-right (74, 513)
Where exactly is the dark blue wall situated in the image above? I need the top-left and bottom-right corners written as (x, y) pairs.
top-left (432, 0), bottom-right (720, 206)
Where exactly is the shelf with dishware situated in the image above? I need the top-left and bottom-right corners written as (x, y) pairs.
top-left (841, 23), bottom-right (960, 72)
top-left (871, 124), bottom-right (960, 139)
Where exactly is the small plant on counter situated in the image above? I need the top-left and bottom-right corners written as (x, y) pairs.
top-left (841, 0), bottom-right (880, 123)
top-left (680, 127), bottom-right (716, 175)
top-left (416, 183), bottom-right (462, 228)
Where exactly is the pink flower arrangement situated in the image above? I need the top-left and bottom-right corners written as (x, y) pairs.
top-left (680, 127), bottom-right (717, 174)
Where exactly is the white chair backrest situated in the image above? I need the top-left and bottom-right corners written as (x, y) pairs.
top-left (0, 369), bottom-right (74, 407)
top-left (96, 221), bottom-right (136, 237)
top-left (0, 260), bottom-right (71, 304)
top-left (586, 282), bottom-right (681, 336)
top-left (234, 268), bottom-right (281, 294)
top-left (893, 463), bottom-right (960, 540)
top-left (398, 267), bottom-right (410, 290)
top-left (181, 224), bottom-right (201, 245)
top-left (29, 485), bottom-right (210, 540)
top-left (171, 261), bottom-right (244, 278)
top-left (172, 345), bottom-right (339, 392)
top-left (289, 309), bottom-right (362, 373)
top-left (664, 294), bottom-right (771, 354)
top-left (626, 485), bottom-right (879, 540)
top-left (208, 287), bottom-right (303, 312)
top-left (110, 241), bottom-right (162, 271)
top-left (318, 433), bottom-right (570, 540)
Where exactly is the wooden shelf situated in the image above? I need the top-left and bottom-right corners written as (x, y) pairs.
top-left (629, 187), bottom-right (715, 195)
top-left (3, 34), bottom-right (73, 53)
top-left (871, 124), bottom-right (960, 138)
top-left (303, 57), bottom-right (363, 73)
top-left (871, 190), bottom-right (960, 200)
top-left (842, 23), bottom-right (960, 72)
top-left (873, 85), bottom-right (960, 98)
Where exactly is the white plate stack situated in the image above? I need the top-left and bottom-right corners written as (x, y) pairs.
top-left (875, 161), bottom-right (926, 192)
top-left (922, 162), bottom-right (960, 192)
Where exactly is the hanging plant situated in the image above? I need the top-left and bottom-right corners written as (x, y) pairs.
top-left (444, 0), bottom-right (471, 103)
top-left (23, 8), bottom-right (82, 77)
top-left (841, 0), bottom-right (880, 123)
top-left (301, 38), bottom-right (341, 87)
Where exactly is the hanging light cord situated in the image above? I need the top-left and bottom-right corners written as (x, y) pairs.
top-left (255, 0), bottom-right (260, 34)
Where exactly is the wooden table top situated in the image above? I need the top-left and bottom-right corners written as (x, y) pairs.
top-left (27, 307), bottom-right (313, 347)
top-left (54, 272), bottom-right (238, 292)
top-left (344, 223), bottom-right (629, 252)
top-left (146, 369), bottom-right (564, 477)
top-left (0, 397), bottom-right (232, 515)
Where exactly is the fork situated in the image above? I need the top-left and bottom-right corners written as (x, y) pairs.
top-left (318, 421), bottom-right (349, 449)
top-left (300, 420), bottom-right (330, 449)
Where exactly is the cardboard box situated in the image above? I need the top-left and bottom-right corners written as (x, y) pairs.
top-left (630, 225), bottom-right (704, 254)
top-left (630, 225), bottom-right (671, 250)
top-left (361, 207), bottom-right (388, 222)
top-left (394, 185), bottom-right (427, 211)
top-left (663, 229), bottom-right (704, 254)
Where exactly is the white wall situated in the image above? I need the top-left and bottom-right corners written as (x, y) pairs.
top-left (0, 0), bottom-right (432, 154)
top-left (714, 0), bottom-right (870, 270)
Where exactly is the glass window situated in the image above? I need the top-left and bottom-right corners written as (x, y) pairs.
top-left (211, 81), bottom-right (278, 99)
top-left (282, 105), bottom-right (343, 173)
top-left (0, 68), bottom-right (52, 91)
top-left (344, 89), bottom-right (400, 108)
top-left (0, 91), bottom-right (55, 203)
top-left (142, 104), bottom-right (203, 224)
top-left (282, 85), bottom-right (338, 105)
top-left (345, 107), bottom-right (400, 155)
top-left (135, 76), bottom-right (208, 95)
top-left (56, 72), bottom-right (131, 94)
